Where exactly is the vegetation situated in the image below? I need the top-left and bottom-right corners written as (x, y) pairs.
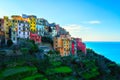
top-left (20, 48), bottom-right (29, 54)
top-left (0, 40), bottom-right (120, 80)
top-left (22, 74), bottom-right (47, 80)
top-left (0, 66), bottom-right (38, 80)
top-left (7, 39), bottom-right (13, 47)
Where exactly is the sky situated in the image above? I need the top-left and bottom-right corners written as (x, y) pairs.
top-left (0, 0), bottom-right (120, 41)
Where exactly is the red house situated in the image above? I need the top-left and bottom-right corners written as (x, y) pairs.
top-left (76, 38), bottom-right (86, 54)
top-left (71, 38), bottom-right (77, 55)
top-left (72, 41), bottom-right (75, 55)
top-left (30, 32), bottom-right (41, 43)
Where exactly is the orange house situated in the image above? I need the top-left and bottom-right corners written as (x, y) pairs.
top-left (54, 35), bottom-right (71, 56)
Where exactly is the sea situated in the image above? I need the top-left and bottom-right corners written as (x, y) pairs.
top-left (85, 42), bottom-right (120, 64)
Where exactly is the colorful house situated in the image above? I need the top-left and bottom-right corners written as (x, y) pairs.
top-left (36, 18), bottom-right (45, 36)
top-left (0, 18), bottom-right (5, 47)
top-left (71, 38), bottom-right (77, 55)
top-left (30, 32), bottom-right (41, 43)
top-left (0, 14), bottom-right (87, 56)
top-left (54, 34), bottom-right (71, 56)
top-left (76, 38), bottom-right (86, 54)
top-left (17, 20), bottom-right (29, 39)
top-left (3, 16), bottom-right (11, 40)
top-left (11, 15), bottom-right (21, 43)
top-left (28, 15), bottom-right (37, 32)
top-left (49, 23), bottom-right (57, 37)
top-left (58, 27), bottom-right (68, 35)
top-left (39, 18), bottom-right (49, 36)
top-left (0, 18), bottom-right (4, 32)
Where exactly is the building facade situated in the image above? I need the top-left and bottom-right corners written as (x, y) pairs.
top-left (30, 32), bottom-right (41, 43)
top-left (17, 20), bottom-right (29, 39)
top-left (28, 15), bottom-right (37, 32)
top-left (36, 18), bottom-right (45, 36)
top-left (3, 16), bottom-right (11, 40)
top-left (0, 14), bottom-right (87, 56)
top-left (76, 38), bottom-right (86, 54)
top-left (11, 15), bottom-right (21, 43)
top-left (71, 38), bottom-right (77, 55)
top-left (49, 23), bottom-right (57, 37)
top-left (54, 34), bottom-right (71, 56)
top-left (0, 18), bottom-right (5, 47)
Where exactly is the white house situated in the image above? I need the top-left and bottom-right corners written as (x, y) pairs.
top-left (17, 21), bottom-right (29, 39)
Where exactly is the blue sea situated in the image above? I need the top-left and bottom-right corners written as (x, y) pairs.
top-left (85, 42), bottom-right (120, 64)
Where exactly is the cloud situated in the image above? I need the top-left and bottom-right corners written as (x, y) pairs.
top-left (62, 24), bottom-right (90, 31)
top-left (83, 20), bottom-right (101, 24)
top-left (62, 24), bottom-right (91, 39)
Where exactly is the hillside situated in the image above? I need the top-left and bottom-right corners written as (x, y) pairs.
top-left (0, 40), bottom-right (120, 80)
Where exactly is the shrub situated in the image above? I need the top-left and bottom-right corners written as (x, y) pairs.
top-left (7, 39), bottom-right (13, 47)
top-left (22, 74), bottom-right (46, 80)
top-left (20, 48), bottom-right (29, 54)
top-left (0, 66), bottom-right (37, 80)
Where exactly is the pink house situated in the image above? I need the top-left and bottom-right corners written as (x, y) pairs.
top-left (72, 41), bottom-right (75, 55)
top-left (71, 38), bottom-right (77, 55)
top-left (56, 24), bottom-right (60, 32)
top-left (76, 38), bottom-right (86, 54)
top-left (30, 32), bottom-right (41, 43)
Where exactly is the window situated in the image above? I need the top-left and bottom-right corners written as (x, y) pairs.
top-left (13, 31), bottom-right (15, 34)
top-left (19, 27), bottom-right (21, 30)
top-left (23, 32), bottom-right (25, 35)
top-left (64, 48), bottom-right (66, 51)
top-left (26, 28), bottom-right (28, 31)
top-left (23, 28), bottom-right (25, 31)
top-left (27, 32), bottom-right (29, 35)
top-left (64, 41), bottom-right (66, 45)
top-left (19, 23), bottom-right (21, 26)
top-left (12, 20), bottom-right (14, 23)
top-left (13, 37), bottom-right (15, 41)
top-left (15, 20), bottom-right (17, 23)
top-left (19, 31), bottom-right (21, 34)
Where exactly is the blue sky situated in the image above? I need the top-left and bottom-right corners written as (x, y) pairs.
top-left (0, 0), bottom-right (120, 41)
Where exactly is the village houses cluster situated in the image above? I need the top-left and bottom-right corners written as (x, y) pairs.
top-left (0, 14), bottom-right (86, 56)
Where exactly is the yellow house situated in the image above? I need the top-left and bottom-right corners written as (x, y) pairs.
top-left (54, 35), bottom-right (71, 56)
top-left (4, 16), bottom-right (12, 39)
top-left (11, 15), bottom-right (21, 32)
top-left (28, 16), bottom-right (36, 32)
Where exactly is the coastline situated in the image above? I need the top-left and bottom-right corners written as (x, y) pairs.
top-left (85, 42), bottom-right (120, 64)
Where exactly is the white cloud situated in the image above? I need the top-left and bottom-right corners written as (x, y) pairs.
top-left (83, 20), bottom-right (101, 24)
top-left (62, 24), bottom-right (90, 31)
top-left (62, 24), bottom-right (91, 40)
